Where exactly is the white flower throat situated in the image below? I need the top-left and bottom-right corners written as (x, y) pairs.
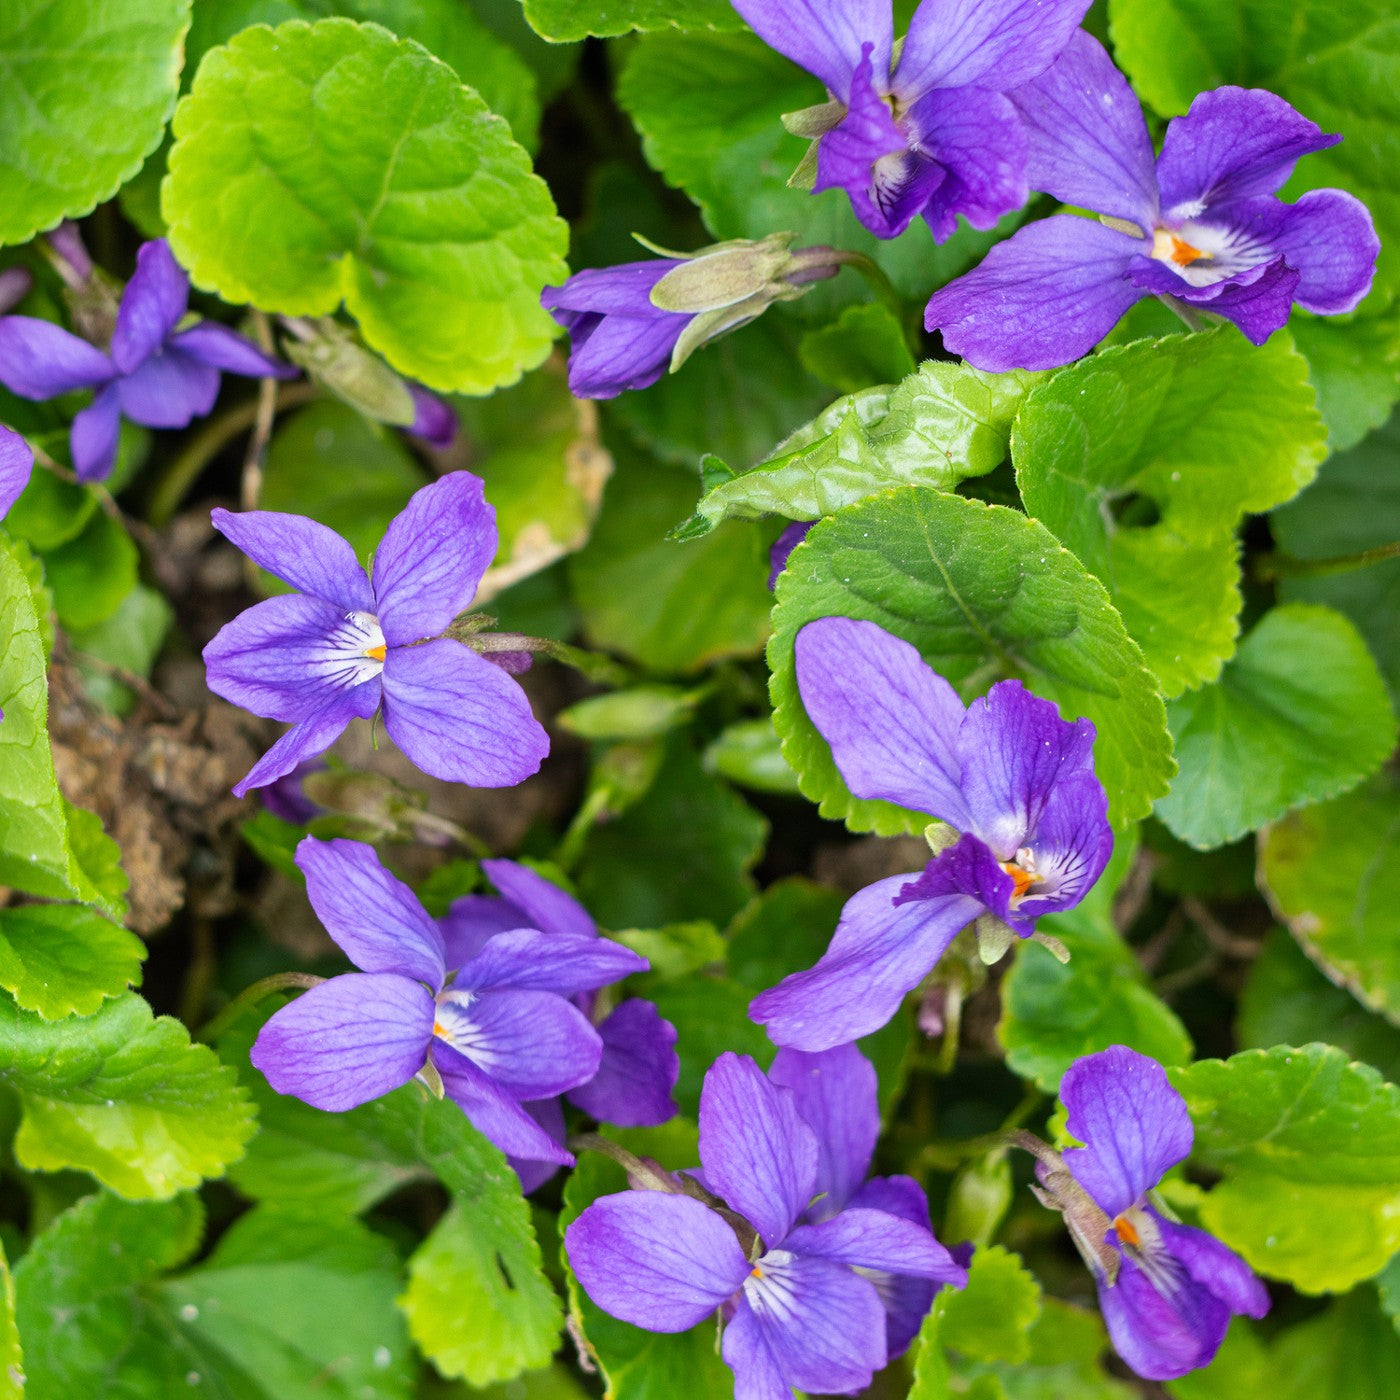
top-left (313, 610), bottom-right (387, 688)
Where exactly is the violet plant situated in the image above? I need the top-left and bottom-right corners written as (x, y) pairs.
top-left (0, 3), bottom-right (1396, 1398)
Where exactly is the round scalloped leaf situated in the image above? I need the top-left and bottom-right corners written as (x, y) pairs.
top-left (1156, 604), bottom-right (1397, 849)
top-left (1171, 1044), bottom-right (1400, 1293)
top-left (769, 488), bottom-right (1174, 832)
top-left (1259, 769), bottom-right (1400, 1028)
top-left (0, 0), bottom-right (190, 246)
top-left (0, 904), bottom-right (144, 1020)
top-left (1014, 328), bottom-right (1327, 697)
top-left (162, 19), bottom-right (568, 392)
top-left (523, 0), bottom-right (743, 41)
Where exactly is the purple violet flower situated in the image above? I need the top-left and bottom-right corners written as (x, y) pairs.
top-left (542, 235), bottom-right (842, 399)
top-left (733, 0), bottom-right (1091, 240)
top-left (406, 383), bottom-right (458, 448)
top-left (1028, 1046), bottom-right (1269, 1381)
top-left (768, 520), bottom-right (814, 590)
top-left (202, 470), bottom-right (550, 798)
top-left (0, 424), bottom-right (33, 522)
top-left (0, 240), bottom-right (296, 482)
top-left (440, 858), bottom-right (680, 1191)
top-left (565, 1049), bottom-right (966, 1395)
top-left (251, 837), bottom-right (650, 1166)
top-left (925, 32), bottom-right (1379, 370)
top-left (751, 616), bottom-right (1112, 1050)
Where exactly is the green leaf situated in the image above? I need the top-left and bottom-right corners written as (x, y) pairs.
top-left (679, 359), bottom-right (1042, 538)
top-left (703, 717), bottom-right (802, 796)
top-left (929, 1246), bottom-right (1043, 1368)
top-left (1156, 604), bottom-right (1397, 848)
top-left (454, 360), bottom-right (614, 601)
top-left (559, 1121), bottom-right (734, 1400)
top-left (0, 990), bottom-right (255, 1199)
top-left (0, 1237), bottom-right (19, 1400)
top-left (1272, 411), bottom-right (1400, 699)
top-left (615, 922), bottom-right (726, 984)
top-left (0, 0), bottom-right (190, 246)
top-left (13, 1191), bottom-right (204, 1398)
top-left (185, 0), bottom-right (542, 149)
top-left (1259, 769), bottom-right (1400, 1028)
top-left (1293, 305), bottom-right (1400, 452)
top-left (69, 583), bottom-right (174, 717)
top-left (798, 302), bottom-right (917, 395)
top-left (64, 801), bottom-right (131, 922)
top-left (1170, 1044), bottom-right (1400, 1292)
top-left (0, 904), bottom-right (144, 1020)
top-left (38, 506), bottom-right (139, 632)
top-left (259, 400), bottom-right (427, 593)
top-left (1108, 0), bottom-right (1400, 300)
top-left (523, 0), bottom-right (743, 40)
top-left (164, 19), bottom-right (568, 393)
top-left (1014, 328), bottom-right (1327, 696)
top-left (1237, 929), bottom-right (1400, 1085)
top-left (577, 741), bottom-right (768, 929)
top-left (0, 532), bottom-right (115, 907)
top-left (4, 468), bottom-right (95, 551)
top-left (609, 312), bottom-right (832, 470)
top-left (559, 685), bottom-right (701, 742)
top-left (1000, 902), bottom-right (1193, 1093)
top-left (569, 443), bottom-right (774, 674)
top-left (769, 488), bottom-right (1175, 830)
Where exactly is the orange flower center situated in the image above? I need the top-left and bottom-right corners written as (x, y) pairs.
top-left (365, 642), bottom-right (387, 661)
top-left (1001, 863), bottom-right (1037, 900)
top-left (1113, 1213), bottom-right (1142, 1248)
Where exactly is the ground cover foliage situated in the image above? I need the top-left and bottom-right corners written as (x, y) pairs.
top-left (0, 0), bottom-right (1398, 1396)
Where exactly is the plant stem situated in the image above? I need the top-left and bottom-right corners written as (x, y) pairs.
top-left (196, 971), bottom-right (324, 1043)
top-left (464, 631), bottom-right (634, 688)
top-left (831, 249), bottom-right (918, 349)
top-left (1256, 539), bottom-right (1400, 581)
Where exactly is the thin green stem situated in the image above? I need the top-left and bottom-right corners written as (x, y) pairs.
top-left (196, 971), bottom-right (324, 1043)
top-left (830, 250), bottom-right (918, 348)
top-left (1256, 539), bottom-right (1400, 581)
top-left (456, 630), bottom-right (634, 688)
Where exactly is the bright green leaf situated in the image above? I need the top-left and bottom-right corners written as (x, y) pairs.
top-left (523, 0), bottom-right (742, 40)
top-left (678, 360), bottom-right (1042, 538)
top-left (1014, 328), bottom-right (1327, 695)
top-left (1237, 929), bottom-right (1400, 1085)
top-left (0, 990), bottom-right (255, 1199)
top-left (649, 975), bottom-right (775, 1118)
top-left (703, 717), bottom-right (802, 796)
top-left (770, 488), bottom-right (1175, 830)
top-left (1171, 1044), bottom-right (1400, 1292)
top-left (615, 922), bottom-right (725, 984)
top-left (931, 1246), bottom-right (1043, 1367)
top-left (559, 686), bottom-right (701, 742)
top-left (1259, 769), bottom-right (1400, 1028)
top-left (0, 904), bottom-right (144, 1020)
top-left (1293, 306), bottom-right (1400, 452)
top-left (39, 506), bottom-right (139, 632)
top-left (4, 468), bottom-right (95, 551)
top-left (0, 1237), bottom-right (19, 1400)
top-left (1108, 0), bottom-right (1400, 300)
top-left (163, 19), bottom-right (568, 392)
top-left (569, 443), bottom-right (774, 674)
top-left (1156, 604), bottom-right (1397, 848)
top-left (798, 302), bottom-right (917, 394)
top-left (1272, 411), bottom-right (1400, 699)
top-left (0, 0), bottom-right (190, 246)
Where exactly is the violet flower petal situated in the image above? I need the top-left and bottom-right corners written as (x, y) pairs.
top-left (434, 1043), bottom-right (576, 1164)
top-left (750, 872), bottom-right (981, 1050)
top-left (1128, 252), bottom-right (1301, 344)
top-left (848, 1176), bottom-right (942, 1357)
top-left (481, 858), bottom-right (597, 936)
top-left (211, 507), bottom-right (375, 614)
top-left (795, 616), bottom-right (972, 828)
top-left (785, 1208), bottom-right (962, 1281)
top-left (719, 1302), bottom-right (790, 1400)
top-left (768, 520), bottom-right (813, 589)
top-left (1155, 86), bottom-right (1339, 214)
top-left (541, 260), bottom-right (679, 314)
top-left (1096, 1251), bottom-right (1230, 1382)
top-left (1013, 771), bottom-right (1113, 918)
top-left (956, 679), bottom-right (1097, 860)
top-left (1060, 1045), bottom-right (1194, 1219)
top-left (115, 347), bottom-right (221, 428)
top-left (406, 383), bottom-right (457, 446)
top-left (171, 321), bottom-right (298, 378)
top-left (925, 213), bottom-right (1147, 372)
top-left (1231, 188), bottom-right (1379, 316)
top-left (295, 836), bottom-right (447, 986)
top-left (1009, 31), bottom-right (1160, 228)
top-left (510, 1098), bottom-right (568, 1192)
top-left (565, 1191), bottom-right (751, 1332)
top-left (0, 316), bottom-right (113, 397)
top-left (435, 987), bottom-right (602, 1098)
top-left (912, 86), bottom-right (1028, 242)
top-left (568, 999), bottom-right (679, 1127)
top-left (439, 895), bottom-right (531, 969)
top-left (249, 972), bottom-right (433, 1112)
top-left (380, 639), bottom-right (550, 788)
top-left (729, 0), bottom-right (891, 98)
top-left (768, 1044), bottom-right (878, 1216)
top-left (895, 0), bottom-right (1093, 95)
top-left (554, 305), bottom-right (686, 399)
top-left (111, 240), bottom-right (189, 374)
top-left (700, 1052), bottom-right (819, 1248)
top-left (896, 831), bottom-right (1019, 928)
top-left (231, 676), bottom-right (380, 798)
top-left (733, 1254), bottom-right (887, 1395)
top-left (0, 425), bottom-right (33, 520)
top-left (202, 592), bottom-right (369, 722)
top-left (453, 928), bottom-right (646, 997)
top-left (70, 383), bottom-right (122, 484)
top-left (1149, 1210), bottom-right (1270, 1320)
top-left (371, 471), bottom-right (496, 647)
